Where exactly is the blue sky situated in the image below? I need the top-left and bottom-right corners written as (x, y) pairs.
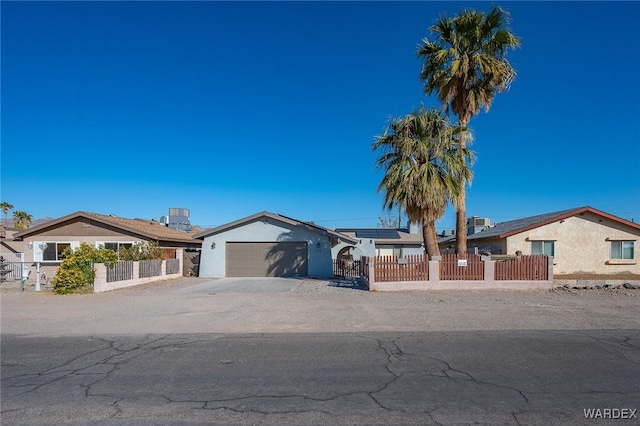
top-left (2, 1), bottom-right (639, 230)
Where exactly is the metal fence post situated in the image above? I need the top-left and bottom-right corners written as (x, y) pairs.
top-left (35, 262), bottom-right (41, 292)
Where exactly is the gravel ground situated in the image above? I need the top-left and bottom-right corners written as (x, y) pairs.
top-left (2, 276), bottom-right (639, 336)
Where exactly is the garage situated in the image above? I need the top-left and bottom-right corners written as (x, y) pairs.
top-left (195, 212), bottom-right (358, 279)
top-left (226, 241), bottom-right (308, 277)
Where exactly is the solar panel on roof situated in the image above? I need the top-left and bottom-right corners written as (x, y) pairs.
top-left (376, 229), bottom-right (401, 239)
top-left (354, 229), bottom-right (400, 239)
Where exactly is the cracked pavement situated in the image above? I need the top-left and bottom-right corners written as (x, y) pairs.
top-left (2, 277), bottom-right (640, 424)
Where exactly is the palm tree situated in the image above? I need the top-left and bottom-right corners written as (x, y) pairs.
top-left (0, 202), bottom-right (13, 226)
top-left (372, 106), bottom-right (473, 257)
top-left (417, 5), bottom-right (520, 254)
top-left (12, 210), bottom-right (33, 229)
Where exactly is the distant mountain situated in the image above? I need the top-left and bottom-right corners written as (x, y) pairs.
top-left (0, 217), bottom-right (55, 228)
top-left (32, 217), bottom-right (56, 226)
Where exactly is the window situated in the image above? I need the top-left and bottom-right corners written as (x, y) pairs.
top-left (42, 242), bottom-right (71, 262)
top-left (376, 245), bottom-right (402, 257)
top-left (611, 241), bottom-right (634, 260)
top-left (531, 241), bottom-right (555, 256)
top-left (100, 242), bottom-right (134, 252)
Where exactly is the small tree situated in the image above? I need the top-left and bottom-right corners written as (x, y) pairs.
top-left (51, 243), bottom-right (118, 294)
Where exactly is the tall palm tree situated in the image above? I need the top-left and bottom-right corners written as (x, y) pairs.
top-left (417, 5), bottom-right (520, 254)
top-left (12, 210), bottom-right (33, 229)
top-left (0, 202), bottom-right (13, 226)
top-left (372, 106), bottom-right (473, 257)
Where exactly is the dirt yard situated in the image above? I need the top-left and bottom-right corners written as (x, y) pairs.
top-left (1, 277), bottom-right (639, 336)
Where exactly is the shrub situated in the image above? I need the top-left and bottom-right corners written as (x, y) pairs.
top-left (51, 243), bottom-right (118, 294)
top-left (117, 241), bottom-right (164, 261)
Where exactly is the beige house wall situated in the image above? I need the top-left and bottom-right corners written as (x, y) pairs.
top-left (4, 219), bottom-right (195, 282)
top-left (505, 212), bottom-right (639, 275)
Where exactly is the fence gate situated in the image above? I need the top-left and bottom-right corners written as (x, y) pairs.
top-left (372, 255), bottom-right (429, 282)
top-left (495, 255), bottom-right (549, 280)
top-left (439, 253), bottom-right (484, 280)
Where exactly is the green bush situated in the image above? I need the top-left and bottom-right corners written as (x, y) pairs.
top-left (117, 241), bottom-right (164, 261)
top-left (51, 243), bottom-right (118, 294)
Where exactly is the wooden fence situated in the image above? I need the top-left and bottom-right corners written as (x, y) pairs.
top-left (363, 254), bottom-right (550, 283)
top-left (495, 255), bottom-right (549, 280)
top-left (161, 248), bottom-right (177, 259)
top-left (106, 261), bottom-right (134, 283)
top-left (94, 249), bottom-right (184, 293)
top-left (166, 258), bottom-right (180, 275)
top-left (139, 259), bottom-right (162, 278)
top-left (439, 253), bottom-right (484, 280)
top-left (373, 255), bottom-right (429, 282)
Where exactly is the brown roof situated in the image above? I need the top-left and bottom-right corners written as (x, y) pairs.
top-left (13, 211), bottom-right (199, 244)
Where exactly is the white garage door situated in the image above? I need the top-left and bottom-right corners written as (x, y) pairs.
top-left (226, 242), bottom-right (308, 277)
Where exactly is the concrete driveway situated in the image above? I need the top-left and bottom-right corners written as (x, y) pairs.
top-left (176, 277), bottom-right (304, 293)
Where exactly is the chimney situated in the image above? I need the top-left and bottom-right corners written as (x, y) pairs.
top-left (408, 221), bottom-right (422, 235)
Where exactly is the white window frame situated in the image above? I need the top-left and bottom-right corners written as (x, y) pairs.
top-left (531, 240), bottom-right (555, 256)
top-left (375, 245), bottom-right (403, 257)
top-left (610, 240), bottom-right (635, 260)
top-left (33, 241), bottom-right (80, 263)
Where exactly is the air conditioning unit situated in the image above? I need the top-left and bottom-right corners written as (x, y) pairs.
top-left (475, 218), bottom-right (488, 227)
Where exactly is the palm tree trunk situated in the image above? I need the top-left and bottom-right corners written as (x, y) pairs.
top-left (455, 118), bottom-right (469, 255)
top-left (455, 187), bottom-right (467, 255)
top-left (422, 222), bottom-right (441, 258)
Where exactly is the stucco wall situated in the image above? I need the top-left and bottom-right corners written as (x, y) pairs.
top-left (332, 240), bottom-right (375, 260)
top-left (199, 219), bottom-right (335, 278)
top-left (506, 212), bottom-right (639, 275)
top-left (402, 245), bottom-right (426, 256)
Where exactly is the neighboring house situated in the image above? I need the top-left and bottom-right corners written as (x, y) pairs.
top-left (438, 206), bottom-right (639, 276)
top-left (1, 226), bottom-right (25, 263)
top-left (334, 222), bottom-right (425, 259)
top-left (7, 211), bottom-right (202, 279)
top-left (194, 211), bottom-right (358, 278)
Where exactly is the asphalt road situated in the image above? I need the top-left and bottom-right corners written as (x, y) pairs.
top-left (2, 277), bottom-right (639, 425)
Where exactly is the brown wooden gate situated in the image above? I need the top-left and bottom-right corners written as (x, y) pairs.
top-left (439, 253), bottom-right (484, 280)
